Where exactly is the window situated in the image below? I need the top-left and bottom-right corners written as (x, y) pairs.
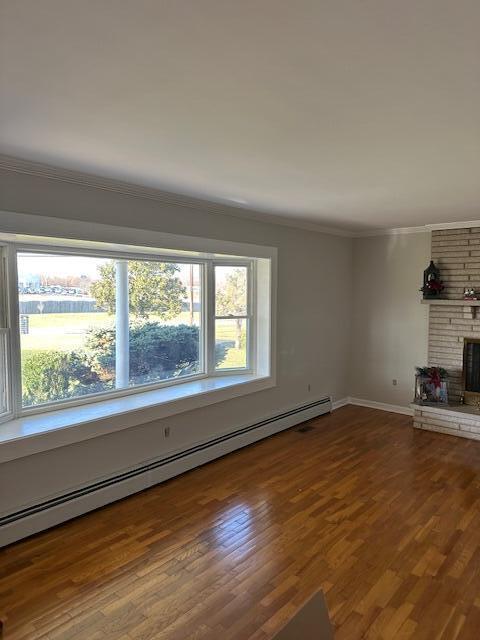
top-left (0, 236), bottom-right (270, 421)
top-left (17, 252), bottom-right (203, 409)
top-left (214, 265), bottom-right (251, 370)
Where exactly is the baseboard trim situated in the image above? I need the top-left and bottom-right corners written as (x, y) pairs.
top-left (0, 397), bottom-right (332, 547)
top-left (348, 397), bottom-right (414, 416)
top-left (331, 396), bottom-right (413, 416)
top-left (331, 397), bottom-right (349, 410)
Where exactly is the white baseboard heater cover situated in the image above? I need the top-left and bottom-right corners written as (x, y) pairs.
top-left (0, 396), bottom-right (331, 547)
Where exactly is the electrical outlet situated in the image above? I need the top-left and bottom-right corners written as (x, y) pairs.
top-left (392, 379), bottom-right (398, 386)
top-left (164, 426), bottom-right (171, 438)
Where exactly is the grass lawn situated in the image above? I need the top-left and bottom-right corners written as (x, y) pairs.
top-left (21, 312), bottom-right (247, 369)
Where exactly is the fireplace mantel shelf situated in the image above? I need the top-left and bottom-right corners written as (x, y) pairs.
top-left (421, 299), bottom-right (480, 306)
top-left (421, 298), bottom-right (480, 318)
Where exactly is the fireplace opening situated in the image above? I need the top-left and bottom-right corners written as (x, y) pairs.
top-left (463, 338), bottom-right (480, 404)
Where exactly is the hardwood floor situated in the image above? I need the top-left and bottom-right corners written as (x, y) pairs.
top-left (2, 405), bottom-right (480, 639)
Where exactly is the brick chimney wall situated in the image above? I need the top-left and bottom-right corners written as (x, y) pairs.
top-left (428, 228), bottom-right (480, 402)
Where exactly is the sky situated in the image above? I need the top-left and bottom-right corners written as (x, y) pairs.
top-left (18, 254), bottom-right (108, 280)
top-left (17, 253), bottom-right (199, 285)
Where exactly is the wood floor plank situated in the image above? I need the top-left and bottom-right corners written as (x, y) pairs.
top-left (2, 406), bottom-right (480, 638)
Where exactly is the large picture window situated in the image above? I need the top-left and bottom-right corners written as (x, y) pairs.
top-left (17, 252), bottom-right (203, 408)
top-left (0, 236), bottom-right (268, 421)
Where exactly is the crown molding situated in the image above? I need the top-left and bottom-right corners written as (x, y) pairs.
top-left (2, 155), bottom-right (476, 239)
top-left (354, 220), bottom-right (480, 237)
top-left (425, 220), bottom-right (480, 231)
top-left (0, 154), bottom-right (353, 238)
top-left (352, 226), bottom-right (430, 238)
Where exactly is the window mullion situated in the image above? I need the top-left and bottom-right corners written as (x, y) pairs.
top-left (115, 260), bottom-right (130, 389)
top-left (206, 261), bottom-right (216, 375)
top-left (248, 261), bottom-right (256, 372)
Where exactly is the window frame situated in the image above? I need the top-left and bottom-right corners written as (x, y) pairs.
top-left (0, 245), bottom-right (13, 423)
top-left (1, 241), bottom-right (258, 419)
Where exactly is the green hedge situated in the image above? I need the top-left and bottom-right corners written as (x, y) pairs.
top-left (22, 323), bottom-right (227, 405)
top-left (87, 323), bottom-right (202, 383)
top-left (21, 350), bottom-right (104, 406)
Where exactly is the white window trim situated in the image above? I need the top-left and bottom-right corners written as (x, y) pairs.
top-left (0, 210), bottom-right (277, 457)
top-left (0, 329), bottom-right (10, 420)
top-left (0, 248), bottom-right (13, 422)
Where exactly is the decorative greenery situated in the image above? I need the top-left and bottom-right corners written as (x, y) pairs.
top-left (415, 366), bottom-right (448, 379)
top-left (420, 279), bottom-right (444, 296)
top-left (90, 261), bottom-right (186, 320)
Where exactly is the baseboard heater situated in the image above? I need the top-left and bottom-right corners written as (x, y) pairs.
top-left (0, 396), bottom-right (331, 547)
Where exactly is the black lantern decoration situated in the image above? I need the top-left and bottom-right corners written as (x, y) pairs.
top-left (420, 260), bottom-right (444, 299)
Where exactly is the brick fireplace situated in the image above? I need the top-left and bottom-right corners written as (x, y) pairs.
top-left (413, 227), bottom-right (480, 440)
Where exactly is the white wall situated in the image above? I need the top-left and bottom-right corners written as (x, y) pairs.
top-left (350, 232), bottom-right (430, 407)
top-left (0, 169), bottom-right (352, 515)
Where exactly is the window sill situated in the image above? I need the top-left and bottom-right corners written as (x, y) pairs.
top-left (0, 373), bottom-right (274, 463)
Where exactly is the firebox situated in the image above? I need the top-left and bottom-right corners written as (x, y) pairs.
top-left (463, 338), bottom-right (480, 405)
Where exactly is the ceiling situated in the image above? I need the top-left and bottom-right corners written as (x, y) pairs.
top-left (1, 1), bottom-right (479, 232)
